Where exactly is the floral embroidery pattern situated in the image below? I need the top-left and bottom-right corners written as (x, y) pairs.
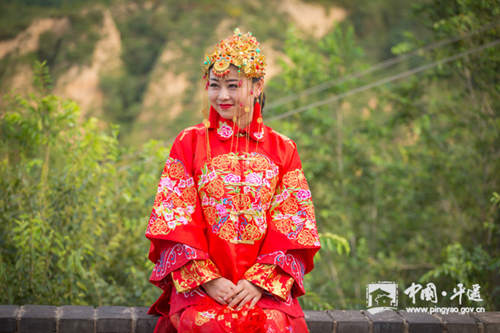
top-left (217, 121), bottom-right (234, 138)
top-left (197, 152), bottom-right (279, 243)
top-left (195, 309), bottom-right (217, 326)
top-left (269, 169), bottom-right (320, 247)
top-left (147, 158), bottom-right (197, 236)
top-left (253, 128), bottom-right (265, 140)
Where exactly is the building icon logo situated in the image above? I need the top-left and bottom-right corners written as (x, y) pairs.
top-left (366, 281), bottom-right (398, 314)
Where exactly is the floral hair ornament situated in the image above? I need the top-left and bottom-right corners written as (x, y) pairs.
top-left (202, 28), bottom-right (267, 79)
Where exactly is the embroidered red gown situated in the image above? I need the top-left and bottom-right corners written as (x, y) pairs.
top-left (145, 105), bottom-right (321, 332)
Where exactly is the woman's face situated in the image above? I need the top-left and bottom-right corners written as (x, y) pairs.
top-left (208, 64), bottom-right (263, 128)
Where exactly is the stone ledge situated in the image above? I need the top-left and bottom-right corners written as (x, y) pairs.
top-left (0, 305), bottom-right (499, 333)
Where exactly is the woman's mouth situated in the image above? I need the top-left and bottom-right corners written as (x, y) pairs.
top-left (219, 104), bottom-right (234, 109)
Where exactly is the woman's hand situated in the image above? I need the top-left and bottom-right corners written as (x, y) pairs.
top-left (225, 279), bottom-right (263, 310)
top-left (202, 277), bottom-right (237, 305)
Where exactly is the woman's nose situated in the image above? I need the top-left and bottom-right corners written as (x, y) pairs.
top-left (219, 86), bottom-right (230, 100)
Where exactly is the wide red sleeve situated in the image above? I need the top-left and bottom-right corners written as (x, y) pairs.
top-left (171, 259), bottom-right (222, 293)
top-left (145, 127), bottom-right (220, 315)
top-left (253, 250), bottom-right (308, 298)
top-left (258, 143), bottom-right (320, 297)
top-left (146, 240), bottom-right (215, 316)
top-left (145, 126), bottom-right (208, 261)
top-left (243, 263), bottom-right (294, 301)
top-left (148, 241), bottom-right (210, 288)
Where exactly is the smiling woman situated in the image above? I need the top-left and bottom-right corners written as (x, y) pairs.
top-left (145, 28), bottom-right (320, 333)
top-left (208, 65), bottom-right (264, 129)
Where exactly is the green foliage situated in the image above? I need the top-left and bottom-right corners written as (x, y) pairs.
top-left (492, 192), bottom-right (500, 208)
top-left (0, 61), bottom-right (167, 306)
top-left (38, 9), bottom-right (103, 72)
top-left (0, 0), bottom-right (103, 40)
top-left (272, 4), bottom-right (500, 310)
top-left (1, 0), bottom-right (422, 146)
top-left (101, 0), bottom-right (290, 143)
top-left (271, 25), bottom-right (370, 311)
top-left (385, 0), bottom-right (500, 310)
top-left (1, 0), bottom-right (499, 313)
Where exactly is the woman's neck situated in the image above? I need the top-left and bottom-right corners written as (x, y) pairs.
top-left (234, 109), bottom-right (254, 130)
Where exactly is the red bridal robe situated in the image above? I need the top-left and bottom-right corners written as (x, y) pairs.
top-left (145, 104), bottom-right (321, 333)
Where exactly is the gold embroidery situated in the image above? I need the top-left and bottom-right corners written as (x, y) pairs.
top-left (276, 219), bottom-right (293, 234)
top-left (284, 274), bottom-right (294, 291)
top-left (297, 229), bottom-right (316, 246)
top-left (195, 310), bottom-right (216, 326)
top-left (244, 264), bottom-right (273, 285)
top-left (203, 206), bottom-right (217, 226)
top-left (264, 309), bottom-right (287, 331)
top-left (259, 186), bottom-right (272, 203)
top-left (199, 152), bottom-right (279, 243)
top-left (226, 181), bottom-right (259, 187)
top-left (179, 126), bottom-right (197, 141)
top-left (228, 155), bottom-right (256, 161)
top-left (182, 186), bottom-right (198, 205)
top-left (283, 170), bottom-right (301, 188)
top-left (250, 154), bottom-right (270, 172)
top-left (195, 313), bottom-right (210, 326)
top-left (218, 221), bottom-right (237, 241)
top-left (205, 178), bottom-right (225, 199)
top-left (267, 268), bottom-right (292, 300)
top-left (212, 154), bottom-right (231, 169)
top-left (269, 129), bottom-right (295, 148)
top-left (229, 239), bottom-right (254, 245)
top-left (242, 223), bottom-right (261, 241)
top-left (229, 210), bottom-right (256, 216)
top-left (169, 162), bottom-right (186, 179)
top-left (233, 193), bottom-right (252, 210)
top-left (172, 260), bottom-right (221, 293)
top-left (243, 263), bottom-right (294, 301)
top-left (244, 264), bottom-right (267, 280)
top-left (281, 197), bottom-right (299, 214)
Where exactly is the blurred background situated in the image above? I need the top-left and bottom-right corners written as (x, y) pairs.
top-left (1, 0), bottom-right (499, 311)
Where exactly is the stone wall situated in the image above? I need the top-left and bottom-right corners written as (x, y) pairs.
top-left (1, 305), bottom-right (499, 333)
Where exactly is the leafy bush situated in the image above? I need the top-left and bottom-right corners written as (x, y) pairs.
top-left (272, 17), bottom-right (499, 310)
top-left (0, 61), bottom-right (167, 306)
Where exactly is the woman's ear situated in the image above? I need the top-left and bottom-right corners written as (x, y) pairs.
top-left (253, 78), bottom-right (264, 99)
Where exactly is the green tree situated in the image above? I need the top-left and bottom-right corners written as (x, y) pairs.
top-left (271, 9), bottom-right (499, 309)
top-left (388, 0), bottom-right (500, 309)
top-left (0, 61), bottom-right (167, 306)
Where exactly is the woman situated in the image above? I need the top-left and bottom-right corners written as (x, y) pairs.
top-left (145, 28), bottom-right (320, 333)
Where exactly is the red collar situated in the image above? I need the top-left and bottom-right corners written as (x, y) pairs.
top-left (208, 103), bottom-right (266, 142)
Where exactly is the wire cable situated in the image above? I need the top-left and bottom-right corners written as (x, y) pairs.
top-left (265, 38), bottom-right (500, 123)
top-left (265, 20), bottom-right (500, 111)
top-left (118, 36), bottom-right (500, 171)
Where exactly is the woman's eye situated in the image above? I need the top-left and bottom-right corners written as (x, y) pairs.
top-left (229, 84), bottom-right (238, 89)
top-left (209, 83), bottom-right (219, 88)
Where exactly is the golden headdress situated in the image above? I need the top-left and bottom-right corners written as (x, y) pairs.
top-left (202, 28), bottom-right (267, 79)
